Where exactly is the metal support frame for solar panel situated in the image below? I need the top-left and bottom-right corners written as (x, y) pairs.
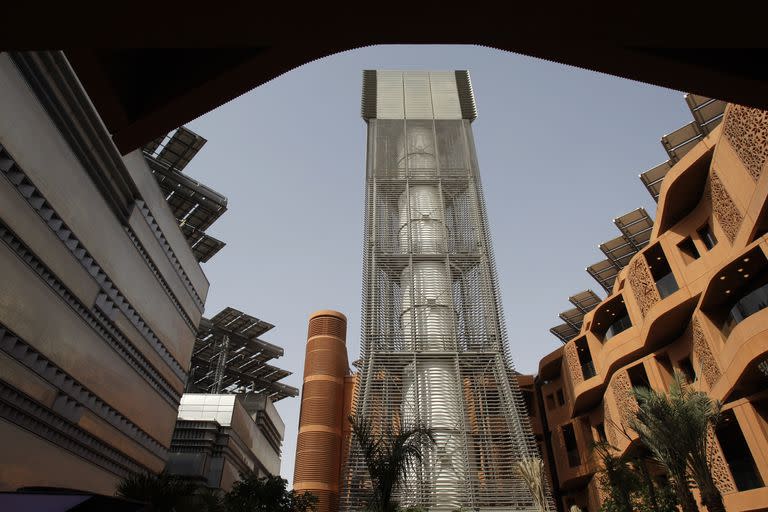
top-left (550, 323), bottom-right (579, 343)
top-left (187, 307), bottom-right (298, 401)
top-left (569, 290), bottom-right (602, 313)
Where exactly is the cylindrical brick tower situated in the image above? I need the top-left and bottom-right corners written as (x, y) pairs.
top-left (294, 310), bottom-right (349, 512)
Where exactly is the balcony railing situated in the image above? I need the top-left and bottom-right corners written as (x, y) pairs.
top-left (604, 314), bottom-right (632, 342)
top-left (722, 282), bottom-right (768, 338)
top-left (581, 360), bottom-right (597, 380)
top-left (656, 272), bottom-right (679, 299)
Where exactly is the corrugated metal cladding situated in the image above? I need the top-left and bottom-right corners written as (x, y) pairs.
top-left (362, 70), bottom-right (476, 120)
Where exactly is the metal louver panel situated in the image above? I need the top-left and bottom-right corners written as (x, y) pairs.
top-left (404, 71), bottom-right (434, 119)
top-left (430, 71), bottom-right (462, 119)
top-left (376, 70), bottom-right (405, 119)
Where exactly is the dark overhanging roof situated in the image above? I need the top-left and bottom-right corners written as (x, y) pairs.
top-left (37, 38), bottom-right (763, 156)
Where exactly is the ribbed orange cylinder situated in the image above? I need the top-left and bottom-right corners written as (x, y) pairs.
top-left (294, 310), bottom-right (348, 512)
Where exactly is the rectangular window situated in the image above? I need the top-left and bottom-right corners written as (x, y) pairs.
top-left (595, 423), bottom-right (607, 443)
top-left (678, 357), bottom-right (696, 384)
top-left (563, 424), bottom-right (581, 467)
top-left (716, 410), bottom-right (764, 491)
top-left (678, 236), bottom-right (701, 263)
top-left (698, 223), bottom-right (718, 250)
top-left (556, 389), bottom-right (565, 406)
top-left (627, 363), bottom-right (651, 390)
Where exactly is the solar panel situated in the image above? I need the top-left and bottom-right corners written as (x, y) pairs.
top-left (587, 259), bottom-right (619, 293)
top-left (550, 323), bottom-right (579, 343)
top-left (188, 307), bottom-right (298, 400)
top-left (600, 235), bottom-right (637, 268)
top-left (614, 208), bottom-right (653, 249)
top-left (640, 161), bottom-right (672, 202)
top-left (155, 127), bottom-right (207, 172)
top-left (569, 290), bottom-right (602, 313)
top-left (559, 307), bottom-right (584, 330)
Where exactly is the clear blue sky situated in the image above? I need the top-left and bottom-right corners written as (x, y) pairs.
top-left (183, 45), bottom-right (693, 484)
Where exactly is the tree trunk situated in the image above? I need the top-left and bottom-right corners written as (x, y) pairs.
top-left (670, 475), bottom-right (698, 512)
top-left (635, 458), bottom-right (660, 512)
top-left (701, 483), bottom-right (727, 512)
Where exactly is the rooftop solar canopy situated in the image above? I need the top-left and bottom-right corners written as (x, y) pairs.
top-left (662, 121), bottom-right (703, 163)
top-left (640, 161), bottom-right (672, 202)
top-left (148, 127), bottom-right (207, 172)
top-left (587, 259), bottom-right (620, 293)
top-left (569, 289), bottom-right (602, 313)
top-left (148, 158), bottom-right (227, 232)
top-left (640, 94), bottom-right (724, 202)
top-left (614, 208), bottom-right (653, 248)
top-left (559, 307), bottom-right (584, 330)
top-left (189, 307), bottom-right (298, 401)
top-left (685, 94), bottom-right (726, 134)
top-left (550, 323), bottom-right (580, 344)
top-left (183, 224), bottom-right (226, 263)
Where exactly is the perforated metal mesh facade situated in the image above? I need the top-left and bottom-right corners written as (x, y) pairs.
top-left (341, 71), bottom-right (549, 511)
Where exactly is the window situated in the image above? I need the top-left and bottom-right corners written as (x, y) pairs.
top-left (556, 389), bottom-right (565, 406)
top-left (645, 244), bottom-right (679, 299)
top-left (563, 424), bottom-right (581, 467)
top-left (698, 223), bottom-right (718, 250)
top-left (678, 357), bottom-right (696, 384)
top-left (678, 236), bottom-right (700, 263)
top-left (722, 282), bottom-right (768, 338)
top-left (576, 337), bottom-right (596, 379)
top-left (595, 423), bottom-right (607, 443)
top-left (546, 394), bottom-right (555, 410)
top-left (716, 410), bottom-right (764, 491)
top-left (627, 363), bottom-right (651, 390)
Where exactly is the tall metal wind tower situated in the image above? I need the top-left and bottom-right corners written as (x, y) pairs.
top-left (341, 70), bottom-right (547, 511)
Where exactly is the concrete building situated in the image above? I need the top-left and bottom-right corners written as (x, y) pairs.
top-left (0, 53), bottom-right (224, 494)
top-left (293, 310), bottom-right (356, 512)
top-left (530, 98), bottom-right (768, 512)
top-left (166, 307), bottom-right (298, 491)
top-left (338, 70), bottom-right (545, 511)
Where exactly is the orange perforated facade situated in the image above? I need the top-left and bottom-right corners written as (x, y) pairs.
top-left (526, 103), bottom-right (768, 512)
top-left (294, 310), bottom-right (351, 512)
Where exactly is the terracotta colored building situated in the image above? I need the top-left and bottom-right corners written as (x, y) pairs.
top-left (294, 310), bottom-right (357, 512)
top-left (529, 99), bottom-right (768, 512)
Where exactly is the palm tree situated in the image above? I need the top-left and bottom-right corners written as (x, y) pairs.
top-left (116, 470), bottom-right (200, 512)
top-left (349, 415), bottom-right (436, 512)
top-left (592, 442), bottom-right (636, 512)
top-left (513, 456), bottom-right (550, 512)
top-left (629, 371), bottom-right (725, 512)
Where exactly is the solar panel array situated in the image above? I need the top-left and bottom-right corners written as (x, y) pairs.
top-left (549, 290), bottom-right (602, 343)
top-left (188, 307), bottom-right (298, 402)
top-left (640, 94), bottom-right (726, 201)
top-left (143, 127), bottom-right (228, 263)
